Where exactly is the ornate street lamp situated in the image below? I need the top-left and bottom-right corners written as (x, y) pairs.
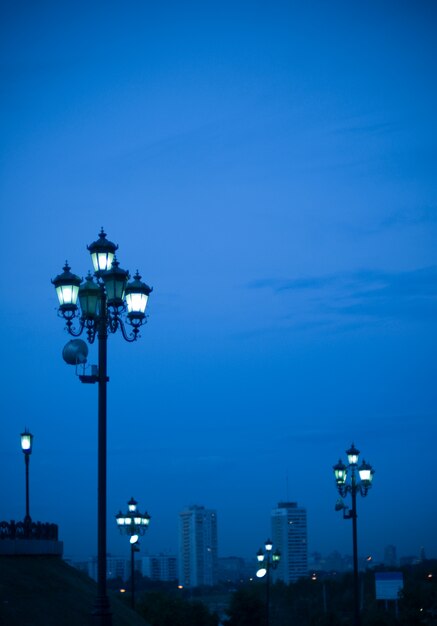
top-left (52, 229), bottom-right (153, 626)
top-left (333, 444), bottom-right (374, 626)
top-left (20, 429), bottom-right (33, 524)
top-left (116, 497), bottom-right (151, 609)
top-left (256, 539), bottom-right (281, 626)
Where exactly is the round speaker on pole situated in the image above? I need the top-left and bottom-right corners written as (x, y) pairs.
top-left (62, 339), bottom-right (88, 365)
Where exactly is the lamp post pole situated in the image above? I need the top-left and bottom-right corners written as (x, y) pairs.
top-left (256, 539), bottom-right (280, 626)
top-left (265, 549), bottom-right (271, 626)
top-left (116, 497), bottom-right (150, 610)
top-left (333, 444), bottom-right (374, 626)
top-left (131, 542), bottom-right (135, 608)
top-left (351, 474), bottom-right (359, 626)
top-left (129, 540), bottom-right (141, 609)
top-left (24, 454), bottom-right (30, 520)
top-left (52, 229), bottom-right (152, 626)
top-left (95, 290), bottom-right (109, 620)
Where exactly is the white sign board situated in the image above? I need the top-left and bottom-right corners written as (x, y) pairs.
top-left (375, 572), bottom-right (403, 600)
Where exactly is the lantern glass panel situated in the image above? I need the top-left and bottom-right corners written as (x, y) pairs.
top-left (347, 445), bottom-right (360, 465)
top-left (335, 468), bottom-right (347, 484)
top-left (78, 279), bottom-right (100, 318)
top-left (359, 468), bottom-right (371, 482)
top-left (126, 292), bottom-right (148, 314)
top-left (21, 434), bottom-right (32, 452)
top-left (102, 270), bottom-right (127, 304)
top-left (92, 251), bottom-right (114, 273)
top-left (334, 462), bottom-right (347, 484)
top-left (57, 284), bottom-right (79, 306)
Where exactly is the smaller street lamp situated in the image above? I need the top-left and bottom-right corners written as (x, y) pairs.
top-left (256, 539), bottom-right (280, 626)
top-left (116, 498), bottom-right (150, 609)
top-left (20, 429), bottom-right (34, 524)
top-left (333, 443), bottom-right (375, 626)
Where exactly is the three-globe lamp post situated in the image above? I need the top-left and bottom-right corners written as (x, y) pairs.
top-left (52, 229), bottom-right (152, 626)
top-left (256, 539), bottom-right (280, 626)
top-left (333, 444), bottom-right (375, 626)
top-left (20, 429), bottom-right (34, 525)
top-left (116, 497), bottom-right (151, 609)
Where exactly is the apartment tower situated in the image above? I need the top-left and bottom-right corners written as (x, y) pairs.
top-left (271, 501), bottom-right (308, 583)
top-left (178, 505), bottom-right (218, 587)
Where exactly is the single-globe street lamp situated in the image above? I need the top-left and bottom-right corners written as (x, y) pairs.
top-left (116, 497), bottom-right (151, 609)
top-left (333, 444), bottom-right (375, 626)
top-left (256, 539), bottom-right (280, 626)
top-left (20, 429), bottom-right (33, 524)
top-left (52, 229), bottom-right (152, 626)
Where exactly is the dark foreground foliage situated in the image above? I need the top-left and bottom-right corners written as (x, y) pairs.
top-left (223, 560), bottom-right (437, 626)
top-left (109, 560), bottom-right (437, 626)
top-left (137, 590), bottom-right (219, 626)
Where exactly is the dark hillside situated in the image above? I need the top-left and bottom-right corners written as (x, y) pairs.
top-left (0, 556), bottom-right (149, 626)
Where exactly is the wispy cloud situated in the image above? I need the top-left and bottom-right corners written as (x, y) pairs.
top-left (248, 276), bottom-right (337, 292)
top-left (381, 206), bottom-right (437, 228)
top-left (331, 118), bottom-right (396, 137)
top-left (271, 413), bottom-right (437, 449)
top-left (247, 266), bottom-right (437, 328)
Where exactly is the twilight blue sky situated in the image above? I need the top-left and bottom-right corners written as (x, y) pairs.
top-left (1, 1), bottom-right (436, 565)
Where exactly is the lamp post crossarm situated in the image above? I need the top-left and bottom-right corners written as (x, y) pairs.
top-left (58, 308), bottom-right (86, 337)
top-left (358, 484), bottom-right (370, 498)
top-left (337, 483), bottom-right (350, 499)
top-left (60, 302), bottom-right (147, 344)
top-left (84, 319), bottom-right (98, 343)
top-left (337, 476), bottom-right (371, 499)
top-left (342, 507), bottom-right (353, 520)
top-left (57, 307), bottom-right (100, 344)
top-left (111, 315), bottom-right (141, 343)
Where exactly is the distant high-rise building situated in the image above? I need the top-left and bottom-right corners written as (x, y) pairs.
top-left (271, 501), bottom-right (308, 583)
top-left (142, 554), bottom-right (178, 581)
top-left (178, 505), bottom-right (218, 587)
top-left (384, 545), bottom-right (397, 567)
top-left (218, 556), bottom-right (248, 583)
top-left (87, 555), bottom-right (138, 581)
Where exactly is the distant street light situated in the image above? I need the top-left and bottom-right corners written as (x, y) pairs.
top-left (256, 539), bottom-right (280, 626)
top-left (20, 429), bottom-right (34, 524)
top-left (52, 229), bottom-right (152, 626)
top-left (116, 497), bottom-right (151, 609)
top-left (333, 443), bottom-right (375, 626)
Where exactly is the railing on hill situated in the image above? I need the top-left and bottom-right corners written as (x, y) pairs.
top-left (0, 520), bottom-right (59, 541)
